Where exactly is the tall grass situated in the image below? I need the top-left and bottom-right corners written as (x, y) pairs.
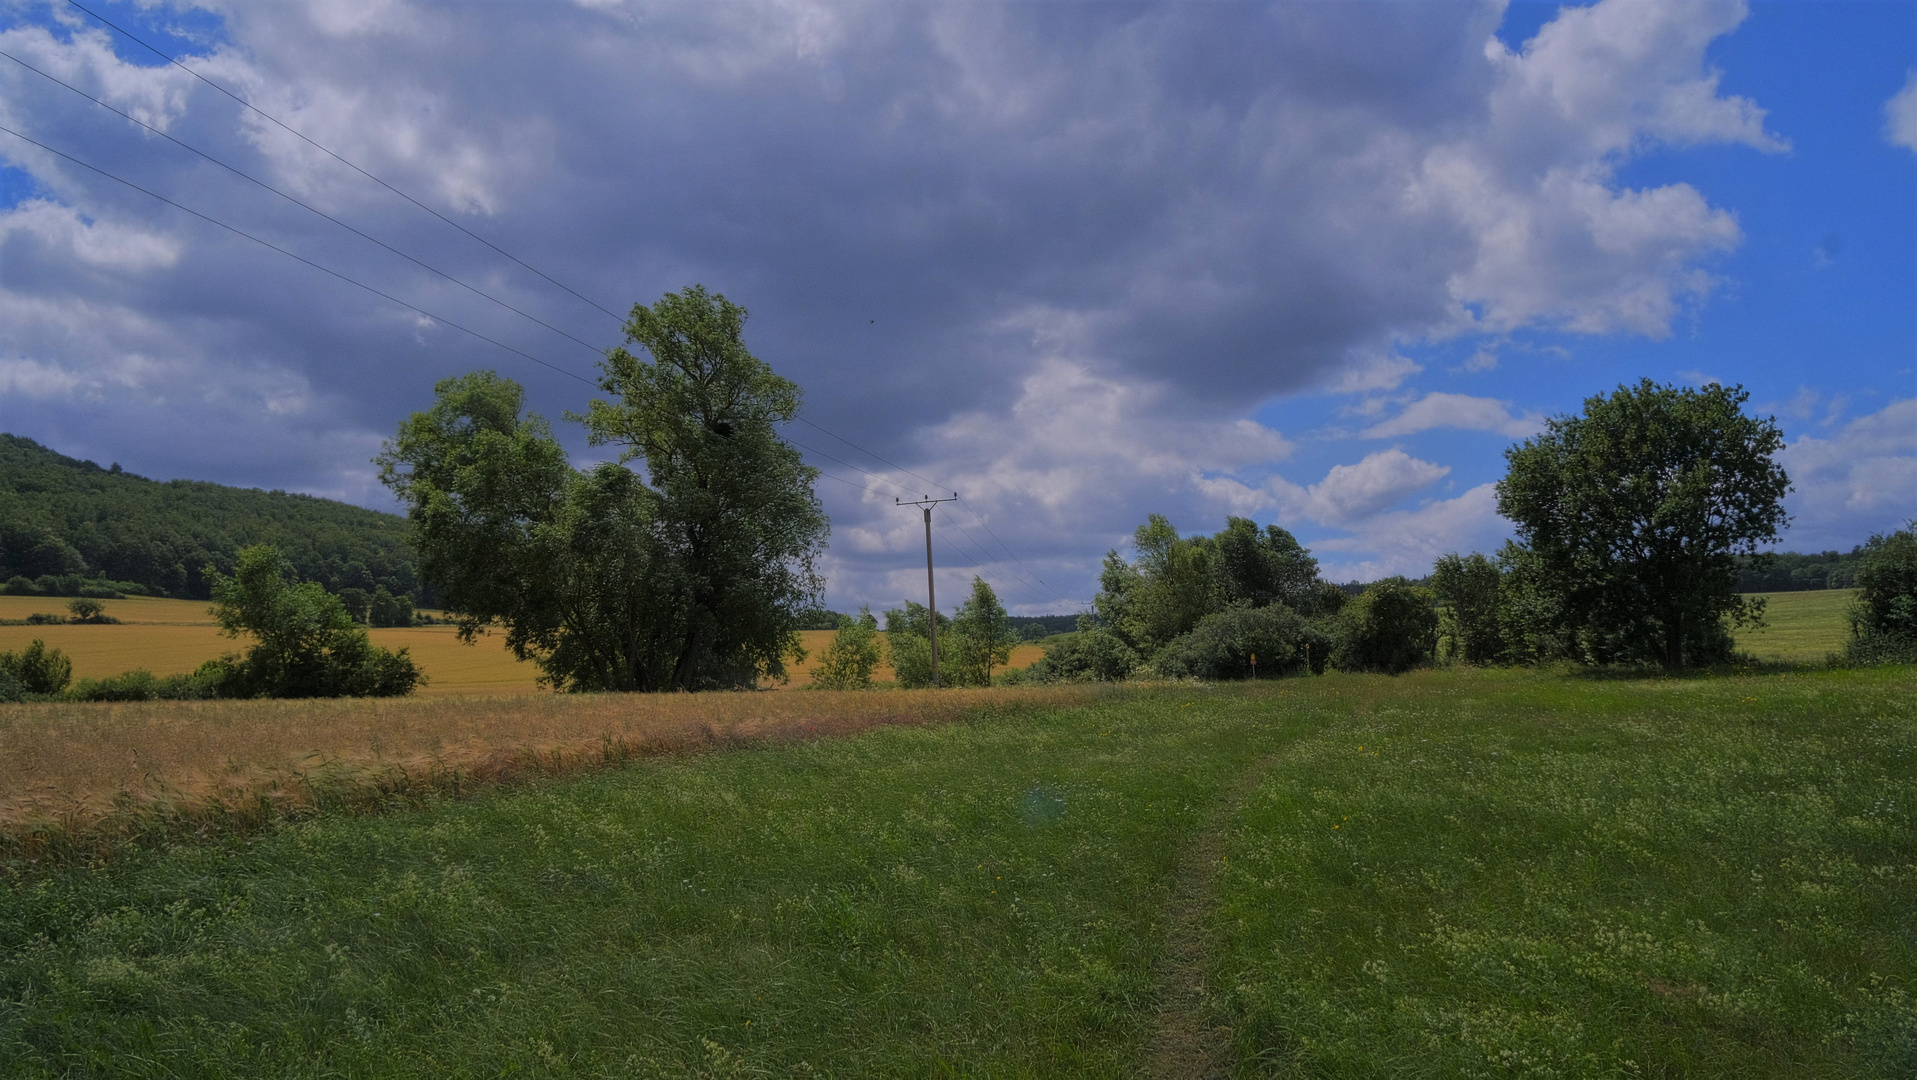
top-left (0, 687), bottom-right (1091, 861)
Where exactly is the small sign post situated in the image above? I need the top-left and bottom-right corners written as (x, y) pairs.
top-left (1250, 651), bottom-right (1257, 680)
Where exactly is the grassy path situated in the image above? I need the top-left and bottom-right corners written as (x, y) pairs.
top-left (1, 668), bottom-right (1911, 1076)
top-left (1143, 751), bottom-right (1279, 1079)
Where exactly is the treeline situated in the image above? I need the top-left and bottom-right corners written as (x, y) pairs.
top-left (1733, 550), bottom-right (1863, 592)
top-left (0, 435), bottom-right (422, 602)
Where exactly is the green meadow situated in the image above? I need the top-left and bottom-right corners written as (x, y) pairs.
top-left (2, 665), bottom-right (1912, 1078)
top-left (1733, 589), bottom-right (1859, 665)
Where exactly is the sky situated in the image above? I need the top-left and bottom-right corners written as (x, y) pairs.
top-left (0, 0), bottom-right (1912, 615)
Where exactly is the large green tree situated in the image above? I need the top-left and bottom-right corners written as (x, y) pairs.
top-left (1496, 380), bottom-right (1789, 668)
top-left (379, 287), bottom-right (826, 692)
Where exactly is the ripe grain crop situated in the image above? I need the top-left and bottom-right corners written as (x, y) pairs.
top-left (0, 685), bottom-right (1095, 860)
top-left (1732, 588), bottom-right (1857, 664)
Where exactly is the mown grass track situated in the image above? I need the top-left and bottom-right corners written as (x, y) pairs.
top-left (1, 667), bottom-right (1911, 1077)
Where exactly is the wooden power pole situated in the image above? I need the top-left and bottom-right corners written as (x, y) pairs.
top-left (897, 493), bottom-right (958, 687)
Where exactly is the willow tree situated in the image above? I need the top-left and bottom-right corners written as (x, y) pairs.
top-left (379, 287), bottom-right (826, 691)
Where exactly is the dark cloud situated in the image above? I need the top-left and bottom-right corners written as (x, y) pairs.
top-left (0, 0), bottom-right (1800, 609)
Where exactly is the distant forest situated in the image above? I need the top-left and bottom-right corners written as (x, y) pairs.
top-left (1734, 550), bottom-right (1864, 592)
top-left (0, 435), bottom-right (421, 601)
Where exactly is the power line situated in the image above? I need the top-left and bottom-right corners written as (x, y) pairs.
top-left (787, 416), bottom-right (1076, 607)
top-left (33, 6), bottom-right (1077, 606)
top-left (0, 124), bottom-right (598, 387)
top-left (1, 48), bottom-right (611, 360)
top-left (64, 0), bottom-right (626, 324)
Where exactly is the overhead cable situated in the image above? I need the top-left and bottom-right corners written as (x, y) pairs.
top-left (1, 49), bottom-right (610, 359)
top-left (0, 124), bottom-right (598, 387)
top-left (64, 0), bottom-right (626, 323)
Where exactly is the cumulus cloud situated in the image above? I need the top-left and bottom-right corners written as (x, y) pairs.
top-left (1310, 483), bottom-right (1511, 581)
top-left (1887, 71), bottom-right (1917, 152)
top-left (1300, 449), bottom-right (1450, 527)
top-left (1780, 398), bottom-right (1917, 549)
top-left (0, 0), bottom-right (1793, 604)
top-left (1360, 392), bottom-right (1543, 439)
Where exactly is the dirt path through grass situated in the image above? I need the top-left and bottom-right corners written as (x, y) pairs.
top-left (1142, 751), bottom-right (1279, 1078)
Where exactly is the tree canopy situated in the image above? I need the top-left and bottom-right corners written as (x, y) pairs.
top-left (378, 287), bottom-right (827, 692)
top-left (1496, 380), bottom-right (1789, 668)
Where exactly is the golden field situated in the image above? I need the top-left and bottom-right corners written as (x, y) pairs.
top-left (0, 596), bottom-right (1046, 695)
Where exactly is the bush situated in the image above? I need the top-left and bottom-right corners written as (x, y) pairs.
top-left (812, 608), bottom-right (883, 690)
top-left (1022, 628), bottom-right (1141, 683)
top-left (1330, 578), bottom-right (1437, 674)
top-left (1431, 552), bottom-right (1501, 665)
top-left (0, 665), bottom-right (26, 703)
top-left (0, 639), bottom-right (74, 695)
top-left (24, 612), bottom-right (63, 625)
top-left (4, 575), bottom-right (39, 596)
top-left (1151, 604), bottom-right (1326, 680)
top-left (65, 662), bottom-right (227, 702)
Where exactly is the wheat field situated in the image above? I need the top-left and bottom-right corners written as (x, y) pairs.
top-left (0, 597), bottom-right (1044, 695)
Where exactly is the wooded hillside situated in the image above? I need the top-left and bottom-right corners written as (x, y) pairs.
top-left (0, 435), bottom-right (419, 600)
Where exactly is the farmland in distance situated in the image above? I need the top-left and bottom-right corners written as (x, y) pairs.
top-left (0, 597), bottom-right (1045, 694)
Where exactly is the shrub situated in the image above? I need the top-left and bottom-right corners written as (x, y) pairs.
top-left (24, 612), bottom-right (63, 625)
top-left (1151, 604), bottom-right (1326, 680)
top-left (946, 578), bottom-right (1016, 687)
top-left (0, 665), bottom-right (25, 703)
top-left (884, 601), bottom-right (951, 689)
top-left (0, 639), bottom-right (74, 695)
top-left (3, 575), bottom-right (39, 595)
top-left (1330, 578), bottom-right (1437, 674)
top-left (65, 662), bottom-right (227, 702)
top-left (1022, 628), bottom-right (1141, 683)
top-left (813, 608), bottom-right (883, 690)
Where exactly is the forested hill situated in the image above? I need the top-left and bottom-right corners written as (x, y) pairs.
top-left (0, 434), bottom-right (419, 600)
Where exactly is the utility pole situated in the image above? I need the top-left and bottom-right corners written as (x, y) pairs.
top-left (897, 493), bottom-right (958, 687)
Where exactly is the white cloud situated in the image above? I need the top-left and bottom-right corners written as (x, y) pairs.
top-left (1458, 348), bottom-right (1498, 373)
top-left (0, 199), bottom-right (181, 271)
top-left (1361, 391), bottom-right (1542, 439)
top-left (1887, 70), bottom-right (1917, 152)
top-left (1312, 483), bottom-right (1512, 581)
top-left (1324, 354), bottom-right (1423, 395)
top-left (1780, 398), bottom-right (1917, 548)
top-left (1302, 449), bottom-right (1450, 526)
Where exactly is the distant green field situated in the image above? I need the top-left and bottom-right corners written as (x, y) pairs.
top-left (2, 667), bottom-right (1911, 1076)
top-left (1733, 588), bottom-right (1856, 663)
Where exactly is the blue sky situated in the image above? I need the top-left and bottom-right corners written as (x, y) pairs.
top-left (1, 0), bottom-right (1912, 613)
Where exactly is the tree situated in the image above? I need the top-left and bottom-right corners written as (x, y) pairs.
top-left (368, 585), bottom-right (413, 627)
top-left (1095, 514), bottom-right (1221, 653)
top-left (337, 587), bottom-right (371, 624)
top-left (378, 287), bottom-right (826, 692)
top-left (1209, 516), bottom-right (1327, 613)
top-left (1431, 552), bottom-right (1502, 665)
top-left (1845, 522), bottom-right (1917, 664)
top-left (947, 577), bottom-right (1016, 686)
top-left (0, 638), bottom-right (72, 695)
top-left (813, 607), bottom-right (884, 690)
top-left (883, 601), bottom-right (950, 689)
top-left (1496, 380), bottom-right (1789, 668)
top-left (1330, 577), bottom-right (1436, 674)
top-left (66, 597), bottom-right (115, 624)
top-left (206, 545), bottom-right (423, 698)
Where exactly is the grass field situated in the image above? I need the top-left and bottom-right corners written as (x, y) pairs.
top-left (0, 597), bottom-right (1043, 695)
top-left (0, 666), bottom-right (1910, 1076)
top-left (1734, 589), bottom-right (1858, 664)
